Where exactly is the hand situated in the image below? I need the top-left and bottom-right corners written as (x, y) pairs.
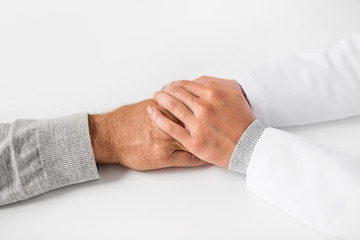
top-left (194, 75), bottom-right (243, 93)
top-left (194, 76), bottom-right (250, 105)
top-left (149, 79), bottom-right (255, 168)
top-left (88, 99), bottom-right (207, 170)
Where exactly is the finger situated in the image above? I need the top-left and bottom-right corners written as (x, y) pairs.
top-left (169, 151), bottom-right (209, 167)
top-left (153, 91), bottom-right (194, 124)
top-left (194, 76), bottom-right (243, 93)
top-left (205, 80), bottom-right (240, 93)
top-left (170, 80), bottom-right (210, 98)
top-left (161, 85), bottom-right (200, 112)
top-left (147, 106), bottom-right (190, 144)
top-left (194, 75), bottom-right (227, 85)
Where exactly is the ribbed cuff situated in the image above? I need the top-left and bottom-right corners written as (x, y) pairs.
top-left (228, 120), bottom-right (265, 175)
top-left (36, 113), bottom-right (100, 190)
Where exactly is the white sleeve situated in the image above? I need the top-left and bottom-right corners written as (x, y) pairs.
top-left (246, 128), bottom-right (360, 239)
top-left (236, 34), bottom-right (360, 127)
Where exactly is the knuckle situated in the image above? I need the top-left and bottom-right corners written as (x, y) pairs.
top-left (197, 75), bottom-right (210, 80)
top-left (206, 88), bottom-right (220, 99)
top-left (197, 102), bottom-right (213, 117)
top-left (150, 111), bottom-right (160, 121)
top-left (170, 80), bottom-right (178, 85)
top-left (167, 98), bottom-right (177, 109)
top-left (164, 122), bottom-right (175, 134)
top-left (207, 81), bottom-right (216, 87)
top-left (173, 80), bottom-right (188, 86)
top-left (167, 86), bottom-right (180, 96)
top-left (195, 75), bottom-right (211, 84)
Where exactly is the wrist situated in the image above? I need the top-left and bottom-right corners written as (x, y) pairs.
top-left (233, 79), bottom-right (250, 107)
top-left (228, 120), bottom-right (264, 174)
top-left (88, 113), bottom-right (112, 164)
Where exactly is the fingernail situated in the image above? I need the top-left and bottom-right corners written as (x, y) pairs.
top-left (147, 106), bottom-right (153, 115)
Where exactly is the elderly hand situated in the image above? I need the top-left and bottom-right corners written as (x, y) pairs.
top-left (88, 99), bottom-right (206, 170)
top-left (149, 77), bottom-right (255, 168)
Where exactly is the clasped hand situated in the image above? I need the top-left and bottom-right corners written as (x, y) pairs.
top-left (150, 76), bottom-right (255, 168)
top-left (89, 76), bottom-right (255, 170)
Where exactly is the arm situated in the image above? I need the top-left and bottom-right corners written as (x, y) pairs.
top-left (0, 99), bottom-right (205, 206)
top-left (0, 113), bottom-right (99, 206)
top-left (151, 81), bottom-right (360, 239)
top-left (241, 125), bottom-right (360, 239)
top-left (236, 34), bottom-right (360, 127)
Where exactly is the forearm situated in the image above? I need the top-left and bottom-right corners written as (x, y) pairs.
top-left (0, 113), bottom-right (99, 206)
top-left (229, 119), bottom-right (360, 239)
top-left (246, 127), bottom-right (360, 239)
top-left (237, 34), bottom-right (360, 127)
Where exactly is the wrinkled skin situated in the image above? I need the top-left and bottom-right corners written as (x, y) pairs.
top-left (89, 99), bottom-right (206, 170)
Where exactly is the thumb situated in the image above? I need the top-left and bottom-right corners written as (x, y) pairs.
top-left (169, 151), bottom-right (209, 167)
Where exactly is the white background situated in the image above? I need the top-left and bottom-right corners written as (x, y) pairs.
top-left (1, 0), bottom-right (360, 239)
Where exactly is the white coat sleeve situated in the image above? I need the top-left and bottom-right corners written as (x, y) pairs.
top-left (246, 127), bottom-right (360, 239)
top-left (236, 34), bottom-right (360, 127)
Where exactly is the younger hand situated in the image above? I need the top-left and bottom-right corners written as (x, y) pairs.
top-left (193, 76), bottom-right (244, 94)
top-left (149, 79), bottom-right (255, 168)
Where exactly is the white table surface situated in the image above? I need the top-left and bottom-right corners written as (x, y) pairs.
top-left (1, 0), bottom-right (360, 239)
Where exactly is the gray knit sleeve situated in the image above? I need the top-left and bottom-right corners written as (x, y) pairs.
top-left (228, 120), bottom-right (265, 175)
top-left (0, 113), bottom-right (100, 206)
